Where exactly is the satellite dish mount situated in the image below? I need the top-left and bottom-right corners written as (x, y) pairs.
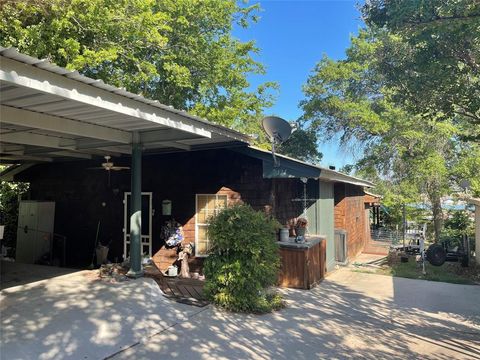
top-left (261, 116), bottom-right (292, 167)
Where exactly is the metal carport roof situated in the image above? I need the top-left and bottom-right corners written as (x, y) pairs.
top-left (0, 47), bottom-right (250, 163)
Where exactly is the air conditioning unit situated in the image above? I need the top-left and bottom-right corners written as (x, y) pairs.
top-left (334, 229), bottom-right (348, 265)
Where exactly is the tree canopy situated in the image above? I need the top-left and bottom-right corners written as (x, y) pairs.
top-left (277, 121), bottom-right (323, 164)
top-left (301, 17), bottom-right (479, 240)
top-left (361, 0), bottom-right (480, 141)
top-left (0, 0), bottom-right (277, 136)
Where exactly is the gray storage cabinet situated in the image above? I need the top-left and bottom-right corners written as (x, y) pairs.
top-left (16, 201), bottom-right (55, 264)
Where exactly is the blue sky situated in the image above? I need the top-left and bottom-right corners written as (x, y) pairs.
top-left (233, 0), bottom-right (364, 168)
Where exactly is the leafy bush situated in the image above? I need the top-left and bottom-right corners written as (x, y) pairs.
top-left (203, 204), bottom-right (283, 313)
top-left (441, 210), bottom-right (475, 254)
top-left (0, 171), bottom-right (29, 256)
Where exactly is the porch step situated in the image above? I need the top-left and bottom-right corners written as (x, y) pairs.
top-left (144, 264), bottom-right (207, 304)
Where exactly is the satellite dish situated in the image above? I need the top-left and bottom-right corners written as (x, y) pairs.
top-left (261, 116), bottom-right (292, 167)
top-left (262, 116), bottom-right (292, 143)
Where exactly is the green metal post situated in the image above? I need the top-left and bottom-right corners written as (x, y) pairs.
top-left (127, 132), bottom-right (143, 278)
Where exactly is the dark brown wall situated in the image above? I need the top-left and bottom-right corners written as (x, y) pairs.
top-left (334, 183), bottom-right (368, 259)
top-left (15, 149), bottom-right (305, 267)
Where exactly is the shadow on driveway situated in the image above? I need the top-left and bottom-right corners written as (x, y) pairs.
top-left (1, 261), bottom-right (79, 290)
top-left (1, 266), bottom-right (202, 360)
top-left (112, 270), bottom-right (480, 360)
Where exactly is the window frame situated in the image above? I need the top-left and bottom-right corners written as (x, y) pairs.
top-left (195, 194), bottom-right (228, 257)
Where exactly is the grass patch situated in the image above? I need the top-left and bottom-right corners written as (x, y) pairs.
top-left (378, 261), bottom-right (476, 285)
top-left (353, 254), bottom-right (479, 285)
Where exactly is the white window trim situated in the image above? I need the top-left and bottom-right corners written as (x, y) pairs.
top-left (195, 194), bottom-right (227, 257)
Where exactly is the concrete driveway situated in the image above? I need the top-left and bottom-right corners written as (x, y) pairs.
top-left (1, 265), bottom-right (479, 360)
top-left (0, 263), bottom-right (202, 360)
top-left (112, 270), bottom-right (480, 360)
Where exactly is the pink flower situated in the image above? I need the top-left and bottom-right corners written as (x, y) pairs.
top-left (295, 217), bottom-right (308, 228)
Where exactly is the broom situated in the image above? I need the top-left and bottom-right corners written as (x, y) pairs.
top-left (88, 221), bottom-right (101, 270)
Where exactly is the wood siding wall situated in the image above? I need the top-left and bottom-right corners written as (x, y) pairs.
top-left (15, 149), bottom-right (307, 268)
top-left (334, 183), bottom-right (368, 260)
top-left (278, 239), bottom-right (325, 289)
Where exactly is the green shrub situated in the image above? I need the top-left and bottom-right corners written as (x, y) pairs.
top-left (0, 173), bottom-right (29, 256)
top-left (203, 204), bottom-right (283, 313)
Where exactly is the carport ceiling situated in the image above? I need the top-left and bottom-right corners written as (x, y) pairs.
top-left (0, 47), bottom-right (250, 163)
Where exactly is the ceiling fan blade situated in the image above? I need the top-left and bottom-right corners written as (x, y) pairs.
top-left (87, 167), bottom-right (106, 170)
top-left (111, 166), bottom-right (130, 171)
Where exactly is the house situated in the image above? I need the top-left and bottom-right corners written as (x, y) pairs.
top-left (4, 146), bottom-right (374, 273)
top-left (0, 47), bottom-right (374, 278)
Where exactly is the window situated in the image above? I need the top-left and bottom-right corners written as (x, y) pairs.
top-left (195, 194), bottom-right (228, 256)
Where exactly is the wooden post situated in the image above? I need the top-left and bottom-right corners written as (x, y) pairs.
top-left (470, 199), bottom-right (480, 265)
top-left (376, 205), bottom-right (380, 228)
top-left (476, 205), bottom-right (480, 265)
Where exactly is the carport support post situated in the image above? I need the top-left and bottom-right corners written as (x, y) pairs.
top-left (127, 132), bottom-right (143, 278)
top-left (474, 202), bottom-right (480, 265)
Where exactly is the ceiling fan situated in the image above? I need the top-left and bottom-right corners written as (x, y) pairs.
top-left (88, 156), bottom-right (130, 185)
top-left (90, 156), bottom-right (130, 171)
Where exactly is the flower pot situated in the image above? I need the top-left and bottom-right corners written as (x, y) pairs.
top-left (295, 227), bottom-right (306, 237)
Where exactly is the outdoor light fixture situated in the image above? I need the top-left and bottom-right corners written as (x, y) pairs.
top-left (162, 199), bottom-right (172, 216)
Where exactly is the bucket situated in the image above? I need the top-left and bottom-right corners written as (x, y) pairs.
top-left (279, 228), bottom-right (289, 242)
top-left (167, 265), bottom-right (178, 277)
top-left (95, 245), bottom-right (109, 265)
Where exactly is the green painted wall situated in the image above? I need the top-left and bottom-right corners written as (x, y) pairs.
top-left (307, 180), bottom-right (335, 271)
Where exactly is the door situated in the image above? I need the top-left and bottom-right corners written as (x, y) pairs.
top-left (16, 201), bottom-right (55, 264)
top-left (318, 181), bottom-right (335, 271)
top-left (123, 192), bottom-right (153, 259)
top-left (17, 201), bottom-right (40, 263)
top-left (305, 179), bottom-right (320, 235)
top-left (16, 226), bottom-right (36, 263)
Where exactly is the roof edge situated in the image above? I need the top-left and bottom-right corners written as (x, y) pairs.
top-left (242, 146), bottom-right (375, 187)
top-left (0, 47), bottom-right (251, 144)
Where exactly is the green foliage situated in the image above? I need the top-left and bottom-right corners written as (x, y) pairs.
top-left (0, 0), bottom-right (277, 136)
top-left (277, 121), bottom-right (322, 164)
top-left (442, 210), bottom-right (475, 240)
top-left (361, 0), bottom-right (480, 141)
top-left (450, 144), bottom-right (480, 197)
top-left (301, 25), bottom-right (480, 240)
top-left (203, 204), bottom-right (283, 313)
top-left (0, 167), bottom-right (29, 255)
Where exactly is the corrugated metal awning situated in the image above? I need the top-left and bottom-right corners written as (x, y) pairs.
top-left (0, 47), bottom-right (250, 163)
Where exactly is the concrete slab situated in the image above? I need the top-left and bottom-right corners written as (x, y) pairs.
top-left (112, 270), bottom-right (480, 360)
top-left (1, 261), bottom-right (77, 290)
top-left (0, 266), bottom-right (202, 360)
top-left (350, 253), bottom-right (387, 265)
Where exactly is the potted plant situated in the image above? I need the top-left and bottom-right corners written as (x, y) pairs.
top-left (295, 217), bottom-right (308, 240)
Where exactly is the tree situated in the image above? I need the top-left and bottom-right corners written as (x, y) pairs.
top-left (361, 0), bottom-right (480, 141)
top-left (277, 121), bottom-right (323, 164)
top-left (300, 30), bottom-right (475, 241)
top-left (0, 166), bottom-right (29, 256)
top-left (0, 0), bottom-right (277, 135)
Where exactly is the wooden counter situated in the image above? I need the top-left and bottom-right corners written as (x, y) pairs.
top-left (277, 236), bottom-right (326, 289)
